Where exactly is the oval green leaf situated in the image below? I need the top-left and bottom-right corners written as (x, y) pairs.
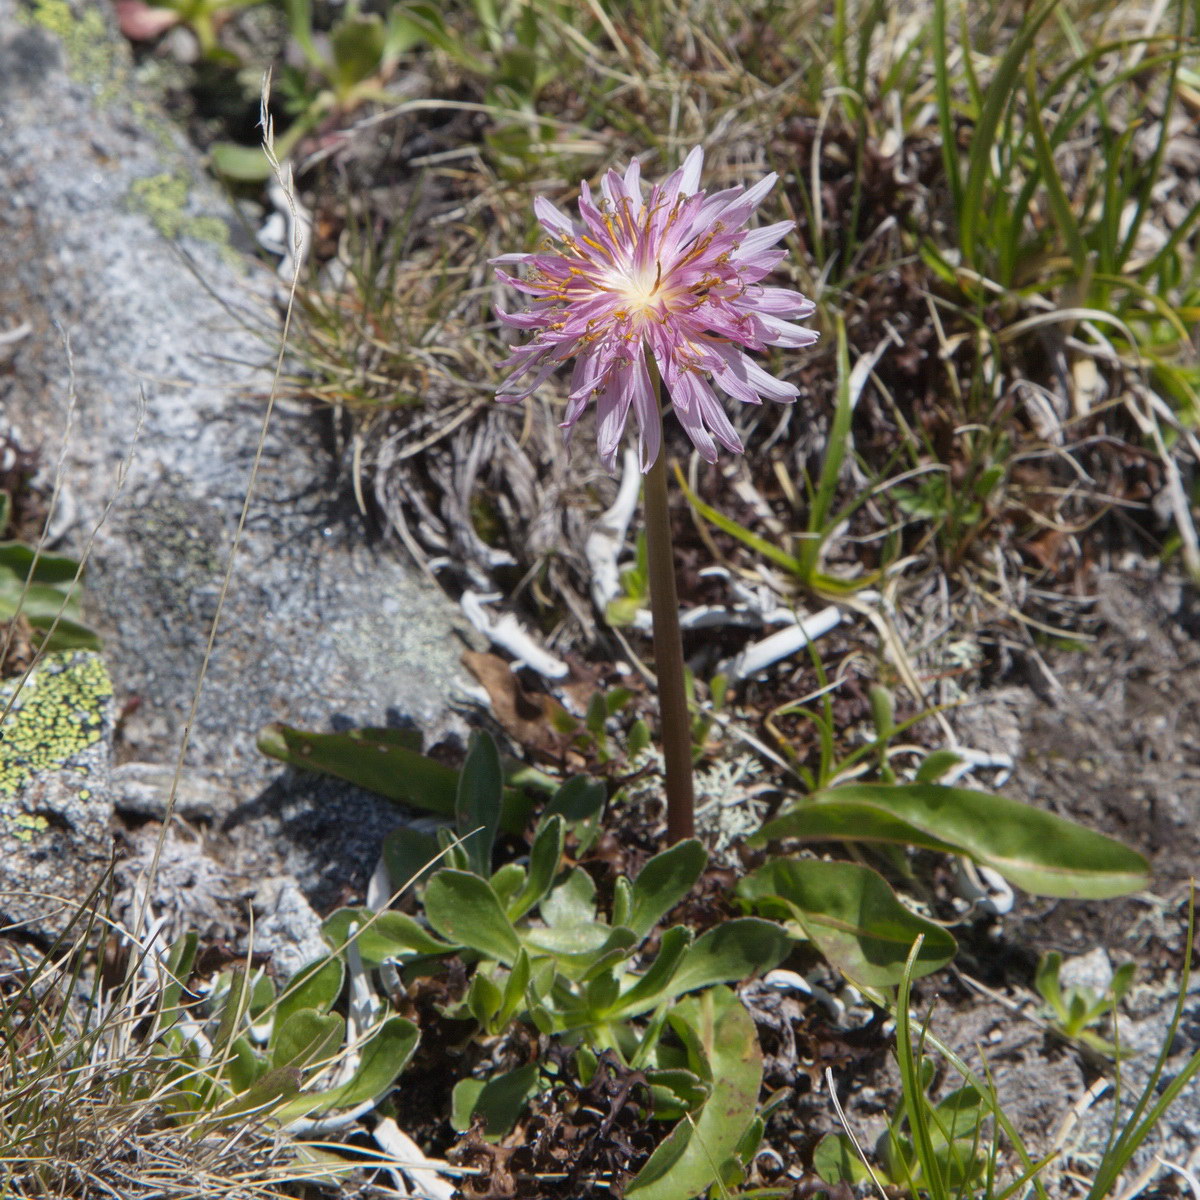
top-left (739, 859), bottom-right (956, 988)
top-left (423, 871), bottom-right (520, 964)
top-left (755, 783), bottom-right (1149, 899)
top-left (666, 918), bottom-right (790, 1000)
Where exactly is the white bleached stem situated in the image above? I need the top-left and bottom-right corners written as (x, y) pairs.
top-left (460, 590), bottom-right (569, 680)
top-left (586, 446), bottom-right (643, 613)
top-left (723, 606), bottom-right (842, 681)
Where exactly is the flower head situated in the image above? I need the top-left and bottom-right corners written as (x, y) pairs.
top-left (493, 146), bottom-right (818, 471)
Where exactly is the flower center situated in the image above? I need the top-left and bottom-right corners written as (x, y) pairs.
top-left (616, 263), bottom-right (663, 316)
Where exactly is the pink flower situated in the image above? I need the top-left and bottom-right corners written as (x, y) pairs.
top-left (493, 147), bottom-right (818, 471)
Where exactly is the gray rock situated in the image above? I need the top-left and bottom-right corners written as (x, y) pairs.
top-left (0, 0), bottom-right (475, 908)
top-left (250, 875), bottom-right (329, 981)
top-left (1057, 946), bottom-right (1114, 995)
top-left (0, 651), bottom-right (115, 936)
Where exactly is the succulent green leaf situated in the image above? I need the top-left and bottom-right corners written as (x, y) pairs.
top-left (813, 1133), bottom-right (873, 1186)
top-left (226, 1035), bottom-right (267, 1095)
top-left (457, 731), bottom-right (503, 877)
top-left (627, 840), bottom-right (707, 938)
top-left (467, 971), bottom-right (503, 1027)
top-left (158, 931), bottom-right (199, 1027)
top-left (275, 1016), bottom-right (419, 1122)
top-left (0, 541), bottom-right (100, 651)
top-left (645, 1068), bottom-right (709, 1119)
top-left (497, 950), bottom-right (532, 1029)
top-left (545, 776), bottom-right (607, 822)
top-left (209, 142), bottom-right (274, 181)
top-left (754, 783), bottom-right (1150, 899)
top-left (451, 1063), bottom-right (541, 1139)
top-left (665, 918), bottom-right (790, 999)
top-left (606, 925), bottom-right (693, 1019)
top-left (424, 871), bottom-right (520, 964)
top-left (738, 859), bottom-right (956, 988)
top-left (490, 862), bottom-right (526, 908)
top-left (611, 876), bottom-right (633, 929)
top-left (539, 866), bottom-right (598, 928)
top-left (330, 13), bottom-right (387, 92)
top-left (258, 724), bottom-right (458, 816)
top-left (322, 908), bottom-right (458, 967)
top-left (585, 970), bottom-right (621, 1013)
top-left (222, 1066), bottom-right (304, 1119)
top-left (508, 814), bottom-right (564, 921)
top-left (274, 955), bottom-right (345, 1032)
top-left (383, 826), bottom-right (442, 894)
top-left (271, 1010), bottom-right (345, 1073)
top-left (915, 749), bottom-right (964, 783)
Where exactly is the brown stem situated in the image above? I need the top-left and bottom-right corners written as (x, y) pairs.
top-left (642, 362), bottom-right (695, 843)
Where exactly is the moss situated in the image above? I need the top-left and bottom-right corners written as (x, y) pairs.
top-left (127, 172), bottom-right (231, 248)
top-left (0, 651), bottom-right (113, 801)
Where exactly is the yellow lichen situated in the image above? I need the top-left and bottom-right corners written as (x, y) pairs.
top-left (9, 813), bottom-right (50, 844)
top-left (22, 0), bottom-right (123, 100)
top-left (127, 173), bottom-right (230, 248)
top-left (0, 652), bottom-right (113, 800)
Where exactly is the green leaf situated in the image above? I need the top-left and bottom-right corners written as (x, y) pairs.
top-left (258, 723), bottom-right (531, 833)
top-left (626, 988), bottom-right (762, 1200)
top-left (258, 724), bottom-right (458, 817)
top-left (490, 862), bottom-right (526, 907)
top-left (497, 950), bottom-right (532, 1029)
top-left (611, 876), bottom-right (632, 929)
top-left (0, 542), bottom-right (100, 651)
top-left (539, 867), bottom-right (598, 929)
top-left (423, 871), bottom-right (520, 964)
top-left (330, 12), bottom-right (387, 93)
top-left (457, 732), bottom-right (503, 877)
top-left (627, 840), bottom-right (707, 938)
top-left (605, 926), bottom-right (692, 1019)
top-left (1035, 951), bottom-right (1064, 1012)
top-left (813, 1133), bottom-right (873, 1186)
top-left (0, 542), bottom-right (79, 585)
top-left (383, 826), bottom-right (442, 893)
top-left (221, 1065), bottom-right (303, 1119)
top-left (585, 970), bottom-right (621, 1013)
top-left (915, 749), bottom-right (964, 783)
top-left (157, 931), bottom-right (199, 1028)
top-left (248, 974), bottom-right (276, 1023)
top-left (738, 859), bottom-right (956, 988)
top-left (209, 141), bottom-right (273, 182)
top-left (226, 1036), bottom-right (266, 1095)
top-left (451, 1063), bottom-right (540, 1138)
top-left (274, 955), bottom-right (345, 1030)
top-left (275, 1016), bottom-right (419, 1122)
top-left (467, 971), bottom-right (503, 1027)
top-left (271, 1010), bottom-right (344, 1072)
top-left (665, 918), bottom-right (790, 999)
top-left (645, 1068), bottom-right (709, 1119)
top-left (545, 776), bottom-right (607, 822)
top-left (508, 814), bottom-right (564, 921)
top-left (957, 0), bottom-right (1061, 267)
top-left (754, 783), bottom-right (1150, 899)
top-left (322, 908), bottom-right (458, 967)
top-left (675, 473), bottom-right (802, 576)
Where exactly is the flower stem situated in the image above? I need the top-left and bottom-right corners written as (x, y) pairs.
top-left (643, 365), bottom-right (695, 843)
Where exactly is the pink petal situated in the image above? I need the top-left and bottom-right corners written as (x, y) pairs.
top-left (533, 195), bottom-right (576, 239)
